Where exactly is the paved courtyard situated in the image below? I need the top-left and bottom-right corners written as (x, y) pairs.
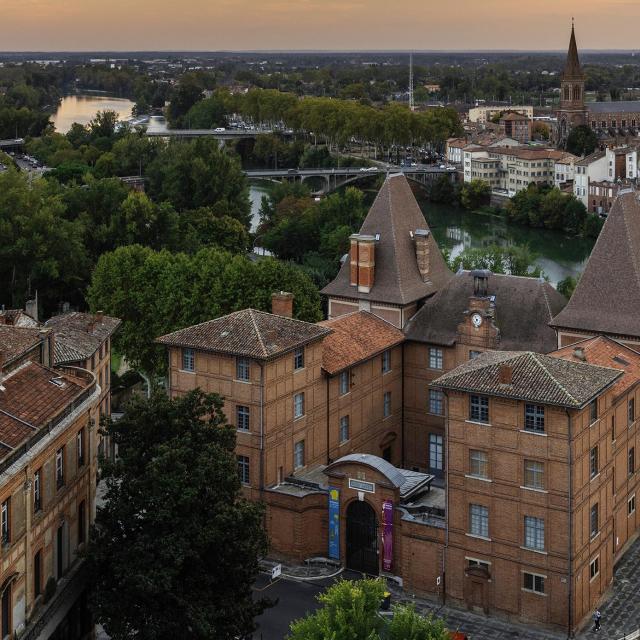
top-left (255, 536), bottom-right (640, 640)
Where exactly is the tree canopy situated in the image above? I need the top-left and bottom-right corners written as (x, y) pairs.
top-left (87, 390), bottom-right (268, 640)
top-left (288, 578), bottom-right (449, 640)
top-left (565, 125), bottom-right (598, 157)
top-left (87, 245), bottom-right (323, 374)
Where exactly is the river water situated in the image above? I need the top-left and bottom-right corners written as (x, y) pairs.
top-left (52, 94), bottom-right (136, 133)
top-left (248, 182), bottom-right (593, 286)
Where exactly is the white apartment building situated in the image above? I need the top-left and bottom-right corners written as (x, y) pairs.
top-left (467, 105), bottom-right (534, 124)
top-left (554, 152), bottom-right (579, 187)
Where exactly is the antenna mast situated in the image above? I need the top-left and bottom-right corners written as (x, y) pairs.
top-left (409, 53), bottom-right (415, 111)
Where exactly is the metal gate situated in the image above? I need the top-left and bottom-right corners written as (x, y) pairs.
top-left (346, 500), bottom-right (379, 575)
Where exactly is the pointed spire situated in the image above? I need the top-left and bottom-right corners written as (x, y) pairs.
top-left (563, 21), bottom-right (583, 79)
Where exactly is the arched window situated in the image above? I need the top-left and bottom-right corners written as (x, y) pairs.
top-left (573, 85), bottom-right (581, 101)
top-left (564, 86), bottom-right (570, 101)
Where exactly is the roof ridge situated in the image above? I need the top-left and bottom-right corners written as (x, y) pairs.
top-left (620, 195), bottom-right (640, 294)
top-left (248, 310), bottom-right (268, 358)
top-left (387, 180), bottom-right (403, 294)
top-left (529, 352), bottom-right (579, 405)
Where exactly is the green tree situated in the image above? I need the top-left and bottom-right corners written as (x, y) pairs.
top-left (288, 578), bottom-right (448, 640)
top-left (557, 276), bottom-right (577, 299)
top-left (566, 125), bottom-right (598, 157)
top-left (87, 246), bottom-right (322, 374)
top-left (146, 138), bottom-right (250, 226)
top-left (459, 179), bottom-right (491, 210)
top-left (87, 390), bottom-right (268, 640)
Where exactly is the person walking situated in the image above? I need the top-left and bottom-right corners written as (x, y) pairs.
top-left (593, 609), bottom-right (601, 632)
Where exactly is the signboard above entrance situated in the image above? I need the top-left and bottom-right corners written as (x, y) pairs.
top-left (348, 478), bottom-right (375, 493)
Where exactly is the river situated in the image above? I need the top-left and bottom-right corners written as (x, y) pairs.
top-left (248, 182), bottom-right (593, 286)
top-left (52, 94), bottom-right (136, 133)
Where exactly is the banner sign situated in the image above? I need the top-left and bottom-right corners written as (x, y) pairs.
top-left (328, 487), bottom-right (340, 560)
top-left (382, 499), bottom-right (393, 572)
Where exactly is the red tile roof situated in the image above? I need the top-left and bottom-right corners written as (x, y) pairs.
top-left (0, 326), bottom-right (43, 368)
top-left (319, 311), bottom-right (404, 375)
top-left (552, 336), bottom-right (640, 399)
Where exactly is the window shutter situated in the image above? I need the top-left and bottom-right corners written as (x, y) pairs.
top-left (66, 440), bottom-right (76, 482)
top-left (11, 488), bottom-right (25, 539)
top-left (43, 459), bottom-right (54, 508)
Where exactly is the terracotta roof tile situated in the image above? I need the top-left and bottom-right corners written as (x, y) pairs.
top-left (321, 174), bottom-right (453, 306)
top-left (0, 362), bottom-right (93, 458)
top-left (156, 309), bottom-right (331, 360)
top-left (0, 326), bottom-right (43, 367)
top-left (319, 311), bottom-right (404, 374)
top-left (552, 336), bottom-right (640, 399)
top-left (45, 312), bottom-right (121, 364)
top-left (433, 350), bottom-right (621, 409)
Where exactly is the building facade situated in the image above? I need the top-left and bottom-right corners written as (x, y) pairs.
top-left (0, 326), bottom-right (101, 639)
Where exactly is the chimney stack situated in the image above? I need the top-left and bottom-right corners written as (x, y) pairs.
top-left (271, 291), bottom-right (294, 318)
top-left (96, 310), bottom-right (104, 323)
top-left (39, 328), bottom-right (55, 367)
top-left (414, 229), bottom-right (431, 282)
top-left (25, 297), bottom-right (38, 323)
top-left (349, 234), bottom-right (376, 294)
top-left (472, 269), bottom-right (491, 297)
top-left (498, 364), bottom-right (513, 385)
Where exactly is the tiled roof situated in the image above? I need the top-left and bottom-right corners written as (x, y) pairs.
top-left (321, 174), bottom-right (453, 306)
top-left (501, 112), bottom-right (529, 121)
top-left (156, 309), bottom-right (332, 360)
top-left (0, 362), bottom-right (92, 459)
top-left (433, 350), bottom-right (622, 409)
top-left (45, 312), bottom-right (121, 364)
top-left (588, 101), bottom-right (640, 114)
top-left (550, 190), bottom-right (640, 339)
top-left (0, 326), bottom-right (42, 367)
top-left (318, 311), bottom-right (405, 374)
top-left (0, 309), bottom-right (38, 328)
top-left (404, 271), bottom-right (566, 353)
top-left (553, 336), bottom-right (640, 399)
top-left (575, 150), bottom-right (605, 166)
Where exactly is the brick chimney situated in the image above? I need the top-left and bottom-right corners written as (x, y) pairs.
top-left (349, 234), bottom-right (376, 294)
top-left (272, 291), bottom-right (294, 318)
top-left (39, 328), bottom-right (55, 367)
top-left (498, 364), bottom-right (513, 385)
top-left (472, 269), bottom-right (491, 297)
top-left (414, 229), bottom-right (431, 282)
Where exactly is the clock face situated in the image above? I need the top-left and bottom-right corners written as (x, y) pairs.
top-left (471, 313), bottom-right (483, 328)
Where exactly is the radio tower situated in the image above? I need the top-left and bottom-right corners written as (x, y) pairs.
top-left (409, 53), bottom-right (415, 111)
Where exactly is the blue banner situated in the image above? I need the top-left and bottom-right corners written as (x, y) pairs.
top-left (328, 487), bottom-right (340, 560)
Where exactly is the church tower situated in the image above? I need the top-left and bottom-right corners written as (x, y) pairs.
top-left (556, 22), bottom-right (587, 146)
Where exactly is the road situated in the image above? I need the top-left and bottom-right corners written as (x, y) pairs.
top-left (252, 573), bottom-right (333, 640)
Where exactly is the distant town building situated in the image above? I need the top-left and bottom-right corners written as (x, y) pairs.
top-left (468, 105), bottom-right (533, 125)
top-left (499, 111), bottom-right (532, 143)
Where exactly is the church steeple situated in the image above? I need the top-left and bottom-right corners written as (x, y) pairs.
top-left (563, 21), bottom-right (584, 79)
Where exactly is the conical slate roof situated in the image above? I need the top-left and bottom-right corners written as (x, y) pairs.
top-left (562, 24), bottom-right (584, 79)
top-left (321, 173), bottom-right (452, 305)
top-left (551, 190), bottom-right (640, 340)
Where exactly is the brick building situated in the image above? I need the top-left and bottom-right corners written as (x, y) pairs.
top-left (155, 176), bottom-right (640, 633)
top-left (0, 324), bottom-right (101, 638)
top-left (321, 174), bottom-right (452, 329)
top-left (500, 111), bottom-right (532, 144)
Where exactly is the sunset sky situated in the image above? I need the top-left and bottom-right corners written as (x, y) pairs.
top-left (3, 0), bottom-right (640, 51)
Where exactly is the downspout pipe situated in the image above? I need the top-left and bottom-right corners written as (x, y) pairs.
top-left (566, 408), bottom-right (573, 639)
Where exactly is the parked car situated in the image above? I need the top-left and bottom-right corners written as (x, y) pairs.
top-left (214, 127), bottom-right (226, 132)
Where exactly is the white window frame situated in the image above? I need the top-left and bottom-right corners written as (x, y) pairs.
top-left (429, 389), bottom-right (444, 415)
top-left (469, 450), bottom-right (488, 479)
top-left (589, 556), bottom-right (600, 581)
top-left (236, 357), bottom-right (250, 382)
top-left (629, 494), bottom-right (636, 516)
top-left (381, 350), bottom-right (391, 374)
top-left (33, 469), bottom-right (41, 512)
top-left (181, 347), bottom-right (195, 372)
top-left (524, 460), bottom-right (544, 491)
top-left (294, 347), bottom-right (305, 371)
top-left (339, 415), bottom-right (349, 443)
top-left (524, 516), bottom-right (545, 551)
top-left (294, 440), bottom-right (305, 469)
top-left (469, 504), bottom-right (489, 538)
top-left (77, 429), bottom-right (85, 467)
top-left (339, 370), bottom-right (350, 396)
top-left (294, 393), bottom-right (305, 420)
top-left (0, 500), bottom-right (8, 544)
top-left (236, 405), bottom-right (250, 432)
top-left (56, 447), bottom-right (64, 488)
top-left (429, 347), bottom-right (443, 370)
top-left (522, 571), bottom-right (545, 595)
top-left (383, 391), bottom-right (392, 418)
top-left (237, 455), bottom-right (250, 485)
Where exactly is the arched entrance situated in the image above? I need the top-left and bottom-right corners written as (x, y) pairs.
top-left (346, 500), bottom-right (379, 575)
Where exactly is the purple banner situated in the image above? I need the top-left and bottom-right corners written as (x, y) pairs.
top-left (382, 499), bottom-right (393, 572)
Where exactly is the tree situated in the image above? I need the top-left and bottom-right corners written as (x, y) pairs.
top-left (450, 244), bottom-right (542, 277)
top-left (566, 125), bottom-right (598, 157)
top-left (459, 179), bottom-right (490, 210)
top-left (86, 390), bottom-right (268, 640)
top-left (87, 246), bottom-right (322, 374)
top-left (557, 276), bottom-right (577, 299)
top-left (288, 578), bottom-right (448, 640)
